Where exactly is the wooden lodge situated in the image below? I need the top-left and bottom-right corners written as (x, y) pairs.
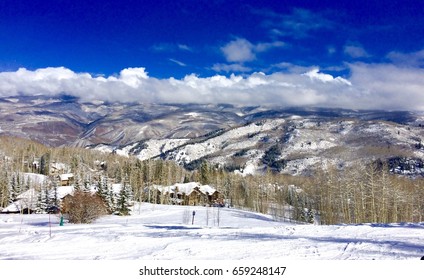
top-left (148, 182), bottom-right (224, 206)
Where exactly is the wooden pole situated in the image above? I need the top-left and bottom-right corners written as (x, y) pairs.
top-left (49, 213), bottom-right (51, 238)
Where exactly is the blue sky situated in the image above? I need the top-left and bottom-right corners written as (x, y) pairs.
top-left (0, 0), bottom-right (423, 109)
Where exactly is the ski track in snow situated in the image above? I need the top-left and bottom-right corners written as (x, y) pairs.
top-left (0, 204), bottom-right (423, 260)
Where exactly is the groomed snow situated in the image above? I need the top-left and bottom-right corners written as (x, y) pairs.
top-left (0, 203), bottom-right (423, 260)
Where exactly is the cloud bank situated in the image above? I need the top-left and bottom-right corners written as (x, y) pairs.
top-left (0, 63), bottom-right (423, 110)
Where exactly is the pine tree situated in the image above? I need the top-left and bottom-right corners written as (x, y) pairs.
top-left (96, 175), bottom-right (113, 213)
top-left (51, 179), bottom-right (59, 209)
top-left (200, 161), bottom-right (210, 185)
top-left (96, 176), bottom-right (106, 200)
top-left (73, 171), bottom-right (82, 192)
top-left (35, 186), bottom-right (46, 213)
top-left (40, 152), bottom-right (50, 175)
top-left (35, 180), bottom-right (49, 213)
top-left (83, 173), bottom-right (92, 193)
top-left (305, 200), bottom-right (315, 224)
top-left (23, 176), bottom-right (31, 192)
top-left (8, 172), bottom-right (20, 202)
top-left (44, 182), bottom-right (51, 211)
top-left (116, 181), bottom-right (133, 216)
top-left (107, 184), bottom-right (116, 213)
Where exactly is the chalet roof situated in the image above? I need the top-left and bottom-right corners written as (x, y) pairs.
top-left (56, 186), bottom-right (74, 198)
top-left (2, 189), bottom-right (37, 213)
top-left (152, 182), bottom-right (218, 196)
top-left (16, 188), bottom-right (37, 200)
top-left (51, 162), bottom-right (68, 170)
top-left (59, 173), bottom-right (74, 181)
top-left (22, 173), bottom-right (47, 185)
top-left (2, 200), bottom-right (26, 213)
top-left (2, 186), bottom-right (75, 213)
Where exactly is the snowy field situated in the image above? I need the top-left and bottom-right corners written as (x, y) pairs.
top-left (1, 203), bottom-right (423, 261)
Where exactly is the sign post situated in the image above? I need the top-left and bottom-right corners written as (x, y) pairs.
top-left (49, 213), bottom-right (51, 238)
top-left (192, 211), bottom-right (196, 225)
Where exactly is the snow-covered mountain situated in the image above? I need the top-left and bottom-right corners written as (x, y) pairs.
top-left (99, 111), bottom-right (424, 176)
top-left (0, 95), bottom-right (245, 147)
top-left (1, 95), bottom-right (424, 175)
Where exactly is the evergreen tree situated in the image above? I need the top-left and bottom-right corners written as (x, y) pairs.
top-left (8, 173), bottom-right (19, 202)
top-left (23, 176), bottom-right (31, 192)
top-left (35, 180), bottom-right (50, 213)
top-left (183, 175), bottom-right (190, 183)
top-left (73, 170), bottom-right (82, 192)
top-left (40, 152), bottom-right (50, 175)
top-left (35, 186), bottom-right (46, 213)
top-left (50, 179), bottom-right (59, 209)
top-left (306, 208), bottom-right (314, 224)
top-left (116, 181), bottom-right (133, 216)
top-left (83, 173), bottom-right (92, 193)
top-left (43, 182), bottom-right (51, 211)
top-left (96, 175), bottom-right (114, 213)
top-left (96, 176), bottom-right (106, 200)
top-left (200, 161), bottom-right (210, 185)
top-left (107, 184), bottom-right (116, 213)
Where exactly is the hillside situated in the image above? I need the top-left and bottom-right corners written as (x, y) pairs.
top-left (102, 110), bottom-right (424, 176)
top-left (0, 95), bottom-right (245, 147)
top-left (1, 203), bottom-right (423, 260)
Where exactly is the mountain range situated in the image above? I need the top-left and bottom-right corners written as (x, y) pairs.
top-left (1, 95), bottom-right (423, 176)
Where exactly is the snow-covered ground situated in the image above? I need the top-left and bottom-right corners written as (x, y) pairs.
top-left (0, 203), bottom-right (423, 260)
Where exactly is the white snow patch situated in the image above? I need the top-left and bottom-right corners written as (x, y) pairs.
top-left (184, 112), bottom-right (201, 118)
top-left (134, 139), bottom-right (190, 160)
top-left (0, 203), bottom-right (423, 260)
top-left (173, 119), bottom-right (285, 164)
top-left (92, 144), bottom-right (115, 154)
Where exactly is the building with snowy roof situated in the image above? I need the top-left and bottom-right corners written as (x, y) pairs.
top-left (149, 182), bottom-right (223, 206)
top-left (58, 173), bottom-right (74, 186)
top-left (1, 186), bottom-right (75, 214)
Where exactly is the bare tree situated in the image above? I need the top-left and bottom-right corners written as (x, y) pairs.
top-left (62, 191), bottom-right (108, 223)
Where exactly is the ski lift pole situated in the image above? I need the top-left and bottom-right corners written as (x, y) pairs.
top-left (192, 210), bottom-right (196, 225)
top-left (49, 213), bottom-right (51, 238)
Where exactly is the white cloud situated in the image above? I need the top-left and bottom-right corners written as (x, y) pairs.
top-left (150, 43), bottom-right (172, 52)
top-left (259, 8), bottom-right (334, 39)
top-left (273, 62), bottom-right (317, 74)
top-left (387, 49), bottom-right (424, 67)
top-left (212, 63), bottom-right (251, 73)
top-left (303, 68), bottom-right (352, 86)
top-left (221, 38), bottom-right (256, 63)
top-left (169, 58), bottom-right (187, 67)
top-left (344, 44), bottom-right (371, 58)
top-left (151, 43), bottom-right (193, 53)
top-left (0, 62), bottom-right (423, 110)
top-left (348, 62), bottom-right (424, 110)
top-left (220, 38), bottom-right (285, 63)
top-left (178, 44), bottom-right (192, 52)
top-left (118, 67), bottom-right (149, 87)
top-left (255, 41), bottom-right (285, 52)
top-left (282, 8), bottom-right (334, 36)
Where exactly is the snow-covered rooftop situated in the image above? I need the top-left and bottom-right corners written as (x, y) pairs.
top-left (152, 182), bottom-right (217, 196)
top-left (59, 173), bottom-right (73, 181)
